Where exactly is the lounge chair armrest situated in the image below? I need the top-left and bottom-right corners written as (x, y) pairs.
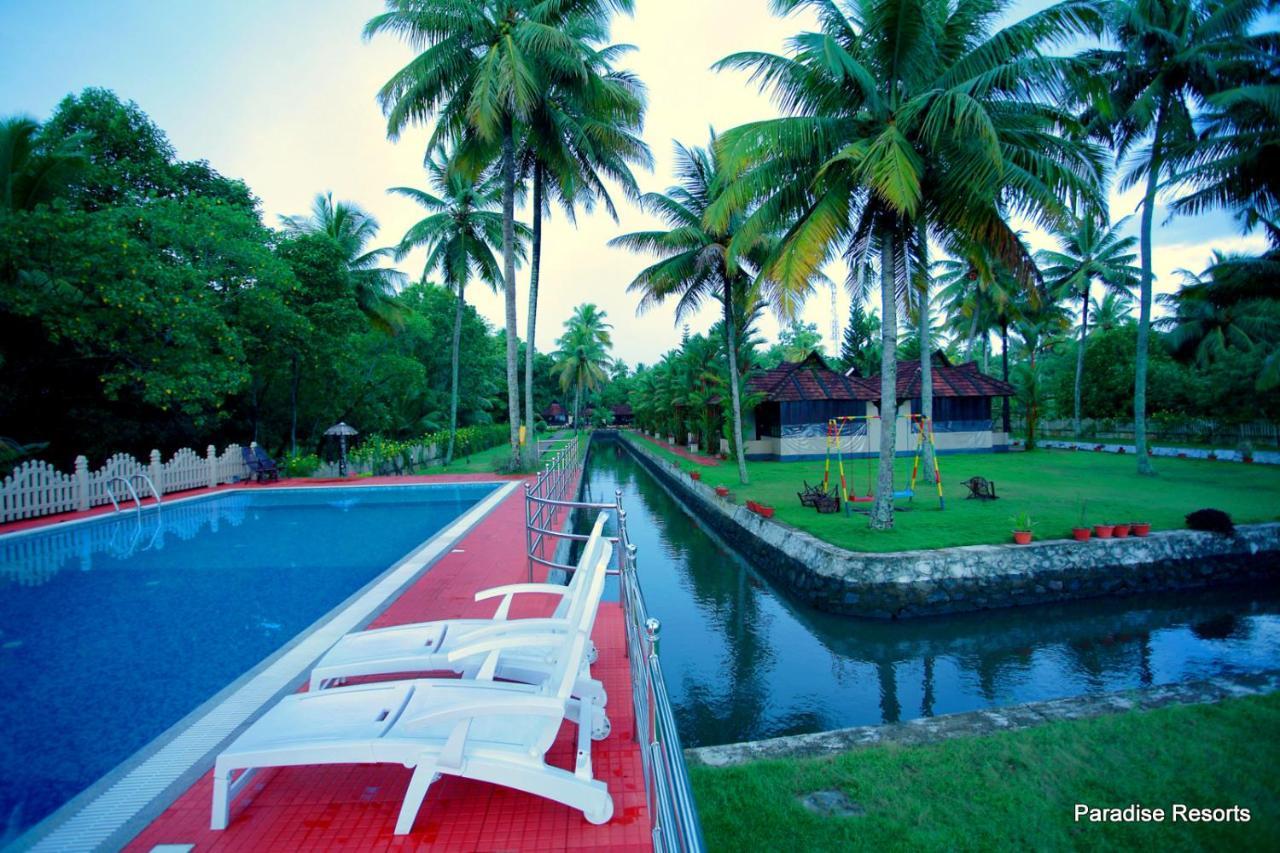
top-left (446, 631), bottom-right (570, 665)
top-left (400, 695), bottom-right (563, 732)
top-left (474, 583), bottom-right (573, 602)
top-left (454, 618), bottom-right (571, 647)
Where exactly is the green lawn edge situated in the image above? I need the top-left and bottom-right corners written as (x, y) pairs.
top-left (690, 692), bottom-right (1280, 852)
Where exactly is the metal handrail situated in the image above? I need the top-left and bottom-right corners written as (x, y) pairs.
top-left (133, 473), bottom-right (162, 506)
top-left (104, 476), bottom-right (141, 513)
top-left (524, 433), bottom-right (706, 852)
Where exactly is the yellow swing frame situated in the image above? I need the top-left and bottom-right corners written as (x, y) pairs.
top-left (821, 413), bottom-right (945, 509)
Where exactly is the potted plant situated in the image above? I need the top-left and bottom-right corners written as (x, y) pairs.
top-left (1131, 521), bottom-right (1152, 537)
top-left (1093, 523), bottom-right (1115, 539)
top-left (690, 470), bottom-right (701, 481)
top-left (1011, 512), bottom-right (1034, 545)
top-left (1113, 522), bottom-right (1131, 538)
top-left (1072, 499), bottom-right (1091, 541)
top-left (755, 503), bottom-right (776, 519)
top-left (715, 485), bottom-right (730, 497)
top-left (1239, 440), bottom-right (1255, 463)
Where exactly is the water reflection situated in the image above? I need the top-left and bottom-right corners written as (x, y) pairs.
top-left (583, 438), bottom-right (1280, 747)
top-left (0, 495), bottom-right (252, 587)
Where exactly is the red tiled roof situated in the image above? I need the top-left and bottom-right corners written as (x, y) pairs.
top-left (543, 402), bottom-right (566, 417)
top-left (748, 351), bottom-right (878, 401)
top-left (892, 359), bottom-right (1015, 398)
top-left (611, 404), bottom-right (633, 416)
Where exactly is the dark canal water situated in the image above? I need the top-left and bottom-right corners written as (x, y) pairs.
top-left (577, 437), bottom-right (1280, 748)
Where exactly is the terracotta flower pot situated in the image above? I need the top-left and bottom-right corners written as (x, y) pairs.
top-left (757, 505), bottom-right (775, 519)
top-left (690, 471), bottom-right (701, 481)
top-left (1071, 527), bottom-right (1092, 542)
top-left (1093, 524), bottom-right (1114, 539)
top-left (715, 486), bottom-right (730, 497)
top-left (1131, 522), bottom-right (1151, 537)
top-left (1013, 530), bottom-right (1033, 545)
top-left (1113, 523), bottom-right (1131, 538)
top-left (745, 500), bottom-right (759, 512)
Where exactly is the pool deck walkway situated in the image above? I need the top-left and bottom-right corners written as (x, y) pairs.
top-left (11, 473), bottom-right (650, 852)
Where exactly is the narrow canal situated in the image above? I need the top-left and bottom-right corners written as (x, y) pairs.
top-left (577, 436), bottom-right (1280, 748)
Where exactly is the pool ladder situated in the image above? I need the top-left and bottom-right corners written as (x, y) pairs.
top-left (105, 474), bottom-right (162, 514)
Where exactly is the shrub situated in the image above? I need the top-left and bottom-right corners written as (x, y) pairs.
top-left (1185, 508), bottom-right (1235, 536)
top-left (284, 452), bottom-right (321, 478)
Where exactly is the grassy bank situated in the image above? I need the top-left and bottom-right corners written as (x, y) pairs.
top-left (690, 692), bottom-right (1280, 852)
top-left (622, 434), bottom-right (1280, 552)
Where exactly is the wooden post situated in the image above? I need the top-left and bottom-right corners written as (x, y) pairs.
top-left (150, 449), bottom-right (163, 497)
top-left (75, 455), bottom-right (89, 511)
top-left (207, 445), bottom-right (218, 488)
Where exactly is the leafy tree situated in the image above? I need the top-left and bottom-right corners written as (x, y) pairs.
top-left (1079, 0), bottom-right (1276, 473)
top-left (0, 116), bottom-right (85, 212)
top-left (389, 151), bottom-right (512, 462)
top-left (841, 303), bottom-right (881, 376)
top-left (711, 0), bottom-right (1104, 528)
top-left (365, 0), bottom-right (635, 467)
top-left (554, 303), bottom-right (613, 428)
top-left (1038, 212), bottom-right (1140, 436)
top-left (1159, 253), bottom-right (1280, 369)
top-left (279, 192), bottom-right (405, 332)
top-left (760, 321), bottom-right (824, 368)
top-left (610, 137), bottom-right (799, 485)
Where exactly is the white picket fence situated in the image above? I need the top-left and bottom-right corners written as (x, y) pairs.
top-left (1, 442), bottom-right (255, 525)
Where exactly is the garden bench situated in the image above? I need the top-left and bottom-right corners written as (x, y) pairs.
top-left (962, 476), bottom-right (997, 500)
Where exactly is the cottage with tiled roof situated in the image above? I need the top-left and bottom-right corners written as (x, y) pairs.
top-left (738, 351), bottom-right (1014, 461)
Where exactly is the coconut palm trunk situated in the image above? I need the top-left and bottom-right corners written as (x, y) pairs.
top-left (916, 222), bottom-right (935, 484)
top-left (1134, 116), bottom-right (1161, 476)
top-left (871, 229), bottom-right (899, 530)
top-left (1073, 282), bottom-right (1090, 438)
top-left (724, 285), bottom-right (749, 484)
top-left (523, 162), bottom-right (544, 465)
top-left (1000, 320), bottom-right (1011, 436)
top-left (501, 120), bottom-right (521, 466)
top-left (446, 280), bottom-right (466, 465)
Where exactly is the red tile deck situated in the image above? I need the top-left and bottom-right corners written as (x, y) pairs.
top-left (78, 475), bottom-right (654, 852)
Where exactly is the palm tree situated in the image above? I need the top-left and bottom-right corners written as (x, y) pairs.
top-left (389, 152), bottom-right (519, 464)
top-left (554, 303), bottom-right (613, 428)
top-left (279, 192), bottom-right (405, 332)
top-left (1080, 0), bottom-right (1274, 474)
top-left (1089, 289), bottom-right (1136, 332)
top-left (0, 116), bottom-right (85, 212)
top-left (365, 0), bottom-right (633, 467)
top-left (710, 0), bottom-right (1104, 528)
top-left (1011, 295), bottom-right (1072, 448)
top-left (1159, 254), bottom-right (1279, 366)
top-left (1037, 212), bottom-right (1139, 436)
top-left (610, 137), bottom-right (805, 485)
top-left (519, 37), bottom-right (651, 464)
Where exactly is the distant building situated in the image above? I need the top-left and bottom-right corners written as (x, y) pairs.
top-left (542, 402), bottom-right (568, 427)
top-left (739, 351), bottom-right (1013, 461)
top-left (611, 404), bottom-right (634, 426)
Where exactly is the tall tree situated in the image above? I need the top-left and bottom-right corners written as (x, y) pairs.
top-left (279, 192), bottom-right (405, 332)
top-left (1080, 0), bottom-right (1275, 473)
top-left (554, 302), bottom-right (613, 427)
top-left (1037, 212), bottom-right (1139, 436)
top-left (712, 0), bottom-right (1104, 527)
top-left (519, 35), bottom-right (651, 463)
top-left (389, 151), bottom-right (516, 463)
top-left (610, 137), bottom-right (805, 485)
top-left (0, 116), bottom-right (85, 212)
top-left (365, 0), bottom-right (635, 468)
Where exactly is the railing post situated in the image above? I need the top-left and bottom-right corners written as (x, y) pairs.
top-left (150, 449), bottom-right (163, 497)
top-left (75, 455), bottom-right (90, 511)
top-left (207, 445), bottom-right (218, 488)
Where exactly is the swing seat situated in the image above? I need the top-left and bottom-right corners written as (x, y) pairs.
top-left (893, 489), bottom-right (914, 500)
top-left (846, 494), bottom-right (874, 503)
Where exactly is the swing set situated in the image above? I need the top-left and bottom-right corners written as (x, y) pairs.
top-left (821, 414), bottom-right (945, 510)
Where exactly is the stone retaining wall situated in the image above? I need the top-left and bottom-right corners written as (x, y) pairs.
top-left (616, 432), bottom-right (1280, 619)
top-left (685, 669), bottom-right (1280, 767)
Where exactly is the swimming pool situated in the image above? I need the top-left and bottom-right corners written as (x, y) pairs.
top-left (0, 482), bottom-right (499, 841)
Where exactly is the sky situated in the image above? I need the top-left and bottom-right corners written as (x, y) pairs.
top-left (0, 0), bottom-right (1270, 368)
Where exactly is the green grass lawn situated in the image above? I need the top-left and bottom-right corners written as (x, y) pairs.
top-left (624, 434), bottom-right (1280, 552)
top-left (690, 692), bottom-right (1280, 852)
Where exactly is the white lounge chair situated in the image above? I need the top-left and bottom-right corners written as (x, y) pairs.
top-left (308, 513), bottom-right (612, 707)
top-left (211, 543), bottom-right (615, 834)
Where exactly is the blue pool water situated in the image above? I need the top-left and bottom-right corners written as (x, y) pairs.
top-left (0, 483), bottom-right (495, 839)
